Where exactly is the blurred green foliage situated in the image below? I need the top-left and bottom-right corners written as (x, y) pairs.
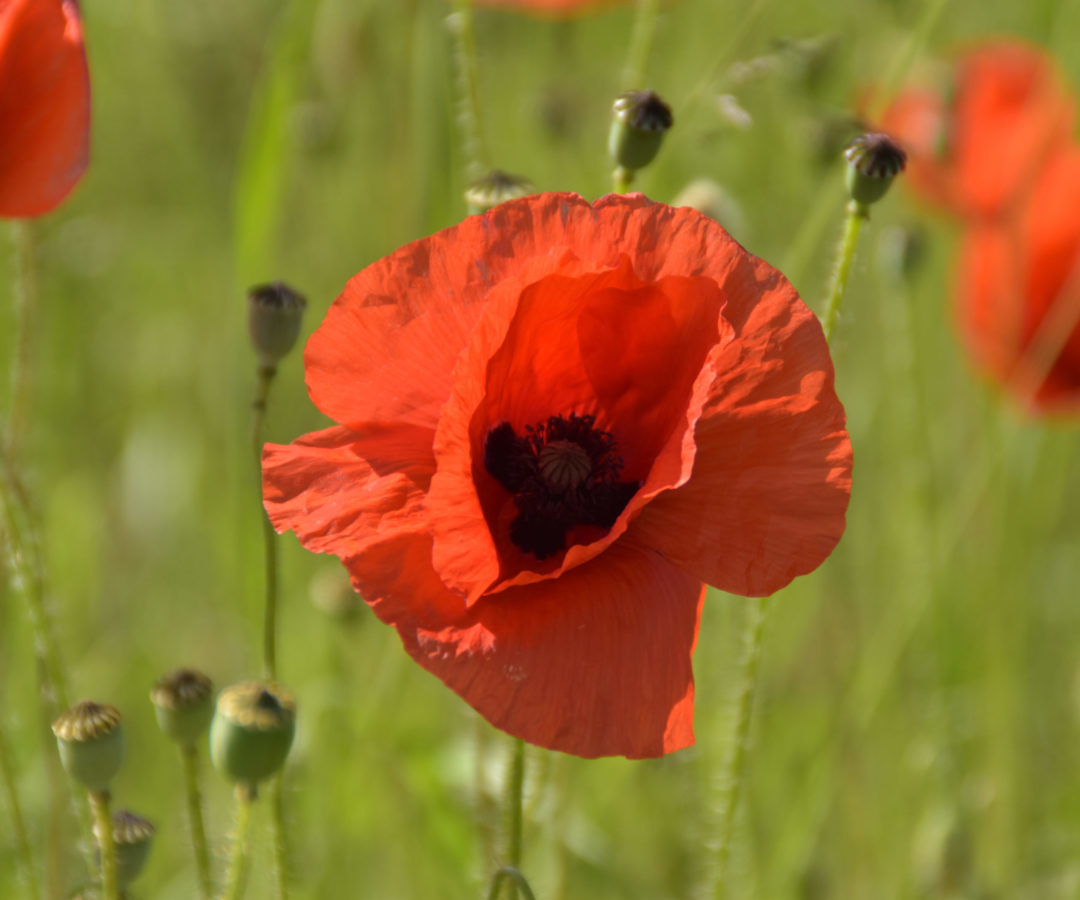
top-left (2, 0), bottom-right (1080, 897)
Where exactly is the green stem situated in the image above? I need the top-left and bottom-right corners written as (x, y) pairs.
top-left (622, 0), bottom-right (660, 88)
top-left (181, 744), bottom-right (213, 900)
top-left (0, 461), bottom-right (69, 713)
top-left (0, 715), bottom-right (40, 900)
top-left (613, 166), bottom-right (634, 194)
top-left (500, 738), bottom-right (526, 900)
top-left (7, 222), bottom-right (36, 464)
top-left (485, 867), bottom-right (537, 900)
top-left (222, 784), bottom-right (255, 900)
top-left (252, 364), bottom-right (279, 682)
top-left (449, 0), bottom-right (487, 183)
top-left (271, 773), bottom-right (289, 900)
top-left (712, 594), bottom-right (771, 899)
top-left (821, 202), bottom-right (868, 343)
top-left (89, 790), bottom-right (118, 900)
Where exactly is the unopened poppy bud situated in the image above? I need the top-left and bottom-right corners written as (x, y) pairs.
top-left (95, 810), bottom-right (155, 888)
top-left (609, 90), bottom-right (674, 174)
top-left (151, 668), bottom-right (214, 746)
top-left (465, 169), bottom-right (535, 215)
top-left (844, 132), bottom-right (907, 207)
top-left (210, 681), bottom-right (296, 788)
top-left (247, 281), bottom-right (307, 368)
top-left (52, 701), bottom-right (124, 794)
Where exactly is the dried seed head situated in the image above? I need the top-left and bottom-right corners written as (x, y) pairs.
top-left (52, 701), bottom-right (124, 793)
top-left (210, 681), bottom-right (296, 788)
top-left (150, 668), bottom-right (214, 746)
top-left (609, 90), bottom-right (674, 173)
top-left (247, 281), bottom-right (307, 368)
top-left (465, 170), bottom-right (535, 215)
top-left (95, 810), bottom-right (155, 888)
top-left (844, 133), bottom-right (907, 207)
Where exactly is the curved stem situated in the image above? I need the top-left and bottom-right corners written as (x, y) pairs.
top-left (500, 738), bottom-right (526, 900)
top-left (89, 790), bottom-right (118, 900)
top-left (181, 744), bottom-right (213, 900)
top-left (622, 0), bottom-right (660, 89)
top-left (449, 0), bottom-right (487, 183)
top-left (712, 595), bottom-right (771, 899)
top-left (251, 364), bottom-right (279, 682)
top-left (0, 715), bottom-right (40, 900)
top-left (821, 202), bottom-right (868, 343)
top-left (222, 784), bottom-right (255, 900)
top-left (485, 867), bottom-right (537, 900)
top-left (271, 773), bottom-right (289, 900)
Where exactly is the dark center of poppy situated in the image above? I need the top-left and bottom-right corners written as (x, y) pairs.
top-left (483, 413), bottom-right (641, 560)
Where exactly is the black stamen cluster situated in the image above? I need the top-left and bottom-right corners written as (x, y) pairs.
top-left (483, 413), bottom-right (641, 560)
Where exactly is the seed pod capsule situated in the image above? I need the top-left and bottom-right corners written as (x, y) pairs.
top-left (52, 701), bottom-right (124, 793)
top-left (210, 681), bottom-right (296, 788)
top-left (151, 668), bottom-right (214, 746)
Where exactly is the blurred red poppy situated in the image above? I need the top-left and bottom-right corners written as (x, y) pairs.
top-left (956, 148), bottom-right (1080, 412)
top-left (0, 0), bottom-right (90, 218)
top-left (262, 192), bottom-right (852, 758)
top-left (880, 40), bottom-right (1072, 221)
top-left (472, 0), bottom-right (625, 16)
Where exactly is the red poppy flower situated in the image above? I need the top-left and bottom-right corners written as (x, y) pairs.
top-left (956, 148), bottom-right (1080, 412)
top-left (880, 40), bottom-right (1073, 221)
top-left (0, 0), bottom-right (90, 218)
top-left (262, 192), bottom-right (852, 758)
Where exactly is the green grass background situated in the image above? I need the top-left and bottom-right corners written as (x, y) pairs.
top-left (2, 0), bottom-right (1080, 896)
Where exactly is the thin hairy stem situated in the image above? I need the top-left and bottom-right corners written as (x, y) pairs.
top-left (181, 744), bottom-right (213, 899)
top-left (251, 364), bottom-right (279, 682)
top-left (7, 222), bottom-right (37, 464)
top-left (0, 715), bottom-right (40, 900)
top-left (712, 594), bottom-right (771, 898)
top-left (821, 202), bottom-right (868, 342)
top-left (449, 0), bottom-right (487, 183)
top-left (271, 773), bottom-right (289, 900)
top-left (89, 791), bottom-right (118, 900)
top-left (498, 738), bottom-right (526, 900)
top-left (222, 784), bottom-right (255, 900)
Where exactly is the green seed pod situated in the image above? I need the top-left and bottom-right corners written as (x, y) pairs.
top-left (844, 132), bottom-right (907, 207)
top-left (52, 701), bottom-right (124, 794)
top-left (247, 281), bottom-right (307, 368)
top-left (210, 681), bottom-right (296, 788)
top-left (465, 170), bottom-right (534, 215)
top-left (608, 90), bottom-right (674, 173)
top-left (95, 810), bottom-right (155, 888)
top-left (150, 668), bottom-right (214, 746)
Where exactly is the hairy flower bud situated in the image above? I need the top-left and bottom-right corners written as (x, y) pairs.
top-left (609, 90), bottom-right (674, 173)
top-left (52, 701), bottom-right (124, 793)
top-left (844, 132), bottom-right (907, 207)
top-left (95, 810), bottom-right (155, 888)
top-left (210, 681), bottom-right (296, 788)
top-left (151, 668), bottom-right (214, 746)
top-left (247, 281), bottom-right (307, 368)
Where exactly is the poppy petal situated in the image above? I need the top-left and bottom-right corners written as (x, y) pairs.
top-left (262, 423), bottom-right (435, 559)
top-left (0, 0), bottom-right (90, 217)
top-left (627, 264), bottom-right (852, 596)
top-left (347, 534), bottom-right (704, 759)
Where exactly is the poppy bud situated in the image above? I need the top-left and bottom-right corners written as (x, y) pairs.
top-left (844, 132), bottom-right (907, 207)
top-left (609, 90), bottom-right (674, 175)
top-left (52, 701), bottom-right (124, 794)
top-left (465, 169), bottom-right (535, 215)
top-left (150, 668), bottom-right (214, 746)
top-left (95, 810), bottom-right (155, 888)
top-left (210, 681), bottom-right (296, 789)
top-left (247, 282), bottom-right (307, 368)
